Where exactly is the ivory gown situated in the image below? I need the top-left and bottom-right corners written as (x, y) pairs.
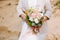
top-left (17, 0), bottom-right (52, 40)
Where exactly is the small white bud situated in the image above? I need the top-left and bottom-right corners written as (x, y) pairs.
top-left (34, 18), bottom-right (39, 23)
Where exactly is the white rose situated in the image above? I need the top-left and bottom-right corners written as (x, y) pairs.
top-left (40, 13), bottom-right (43, 16)
top-left (32, 23), bottom-right (35, 26)
top-left (34, 18), bottom-right (39, 24)
top-left (29, 17), bottom-right (33, 21)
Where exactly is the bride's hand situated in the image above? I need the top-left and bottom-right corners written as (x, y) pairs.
top-left (20, 14), bottom-right (29, 23)
top-left (41, 16), bottom-right (49, 22)
top-left (19, 13), bottom-right (26, 20)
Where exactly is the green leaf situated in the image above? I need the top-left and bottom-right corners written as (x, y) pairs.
top-left (27, 21), bottom-right (32, 27)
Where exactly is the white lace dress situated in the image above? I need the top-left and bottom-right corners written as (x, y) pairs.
top-left (17, 0), bottom-right (52, 40)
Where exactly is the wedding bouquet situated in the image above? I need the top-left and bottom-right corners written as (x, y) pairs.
top-left (24, 7), bottom-right (44, 34)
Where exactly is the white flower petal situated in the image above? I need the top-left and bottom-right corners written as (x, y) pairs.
top-left (29, 17), bottom-right (33, 21)
top-left (40, 13), bottom-right (43, 16)
top-left (32, 23), bottom-right (35, 26)
top-left (34, 18), bottom-right (39, 23)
